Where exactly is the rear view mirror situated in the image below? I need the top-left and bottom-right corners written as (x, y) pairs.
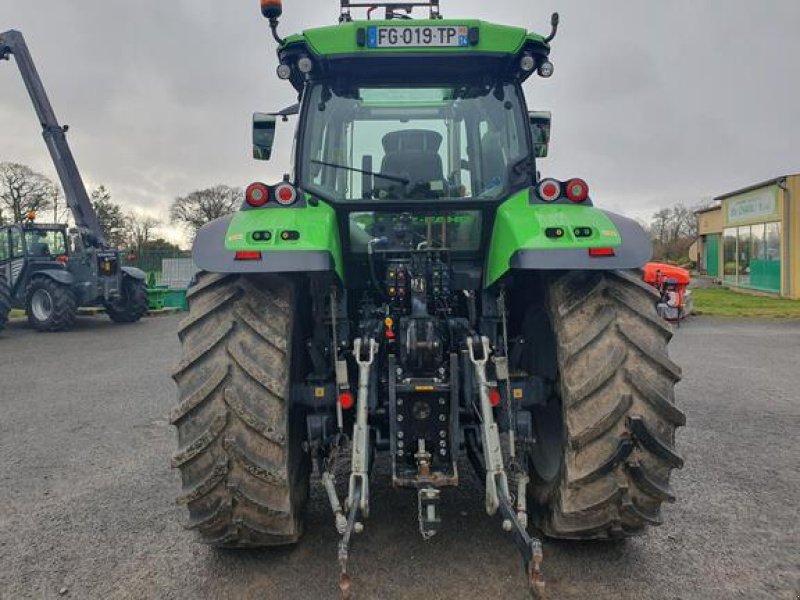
top-left (529, 111), bottom-right (552, 158)
top-left (253, 113), bottom-right (277, 161)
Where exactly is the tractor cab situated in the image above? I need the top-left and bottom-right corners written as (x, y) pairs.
top-left (0, 222), bottom-right (68, 291)
top-left (20, 224), bottom-right (69, 262)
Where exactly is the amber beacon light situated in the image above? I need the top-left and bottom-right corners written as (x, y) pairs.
top-left (261, 0), bottom-right (283, 20)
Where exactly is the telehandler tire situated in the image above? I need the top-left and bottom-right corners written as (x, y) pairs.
top-left (0, 275), bottom-right (11, 333)
top-left (171, 272), bottom-right (310, 547)
top-left (106, 277), bottom-right (148, 323)
top-left (528, 269), bottom-right (685, 539)
top-left (26, 277), bottom-right (77, 332)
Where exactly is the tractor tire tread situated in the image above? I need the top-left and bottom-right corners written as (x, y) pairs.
top-left (541, 269), bottom-right (685, 539)
top-left (26, 277), bottom-right (77, 332)
top-left (106, 278), bottom-right (149, 323)
top-left (172, 272), bottom-right (308, 547)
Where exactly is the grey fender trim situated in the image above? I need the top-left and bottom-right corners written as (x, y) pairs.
top-left (121, 266), bottom-right (146, 281)
top-left (510, 210), bottom-right (652, 271)
top-left (31, 270), bottom-right (76, 286)
top-left (192, 215), bottom-right (335, 274)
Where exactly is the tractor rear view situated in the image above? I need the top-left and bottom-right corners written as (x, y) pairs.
top-left (171, 2), bottom-right (685, 597)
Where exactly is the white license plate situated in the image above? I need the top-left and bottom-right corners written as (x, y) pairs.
top-left (366, 25), bottom-right (470, 48)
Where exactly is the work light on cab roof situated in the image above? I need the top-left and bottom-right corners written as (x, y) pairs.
top-left (260, 0), bottom-right (282, 20)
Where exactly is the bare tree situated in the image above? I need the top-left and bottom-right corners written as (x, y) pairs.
top-left (91, 186), bottom-right (127, 247)
top-left (170, 185), bottom-right (242, 233)
top-left (49, 186), bottom-right (69, 224)
top-left (125, 211), bottom-right (160, 252)
top-left (650, 208), bottom-right (671, 245)
top-left (0, 162), bottom-right (57, 224)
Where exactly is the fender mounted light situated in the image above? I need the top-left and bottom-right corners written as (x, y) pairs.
top-left (245, 182), bottom-right (270, 207)
top-left (537, 178), bottom-right (561, 202)
top-left (565, 178), bottom-right (589, 203)
top-left (274, 182), bottom-right (298, 206)
top-left (588, 247), bottom-right (616, 257)
top-left (235, 251), bottom-right (263, 261)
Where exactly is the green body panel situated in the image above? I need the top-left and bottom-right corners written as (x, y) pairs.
top-left (223, 199), bottom-right (344, 281)
top-left (486, 190), bottom-right (623, 286)
top-left (284, 20), bottom-right (543, 57)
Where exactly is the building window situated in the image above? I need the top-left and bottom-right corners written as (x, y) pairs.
top-left (723, 222), bottom-right (781, 292)
top-left (723, 228), bottom-right (737, 282)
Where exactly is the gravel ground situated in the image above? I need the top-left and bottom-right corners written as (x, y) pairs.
top-left (0, 314), bottom-right (798, 599)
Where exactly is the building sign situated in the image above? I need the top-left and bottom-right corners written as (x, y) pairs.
top-left (725, 186), bottom-right (778, 225)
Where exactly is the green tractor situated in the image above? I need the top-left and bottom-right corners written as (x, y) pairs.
top-left (171, 2), bottom-right (685, 596)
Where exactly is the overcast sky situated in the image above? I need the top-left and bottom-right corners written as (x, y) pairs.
top-left (2, 0), bottom-right (798, 245)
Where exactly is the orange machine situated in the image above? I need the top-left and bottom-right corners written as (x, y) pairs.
top-left (643, 263), bottom-right (692, 322)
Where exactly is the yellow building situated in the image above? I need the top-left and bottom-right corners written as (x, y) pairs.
top-left (695, 174), bottom-right (800, 299)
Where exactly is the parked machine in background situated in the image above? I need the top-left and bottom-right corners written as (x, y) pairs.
top-left (0, 30), bottom-right (147, 332)
top-left (644, 263), bottom-right (693, 323)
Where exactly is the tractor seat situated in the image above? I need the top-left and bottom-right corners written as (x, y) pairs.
top-left (29, 242), bottom-right (51, 257)
top-left (377, 130), bottom-right (444, 192)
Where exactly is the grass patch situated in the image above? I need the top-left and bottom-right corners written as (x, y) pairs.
top-left (692, 287), bottom-right (800, 318)
top-left (9, 309), bottom-right (26, 319)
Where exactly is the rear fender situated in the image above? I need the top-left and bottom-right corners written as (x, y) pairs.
top-left (31, 269), bottom-right (76, 287)
top-left (193, 200), bottom-right (344, 281)
top-left (121, 266), bottom-right (146, 281)
top-left (486, 190), bottom-right (652, 286)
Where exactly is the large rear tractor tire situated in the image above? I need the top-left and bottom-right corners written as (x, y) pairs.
top-left (528, 270), bottom-right (685, 539)
top-left (171, 272), bottom-right (310, 547)
top-left (0, 275), bottom-right (10, 333)
top-left (25, 278), bottom-right (77, 332)
top-left (106, 277), bottom-right (149, 323)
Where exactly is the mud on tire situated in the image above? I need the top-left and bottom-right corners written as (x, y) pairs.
top-left (534, 269), bottom-right (685, 539)
top-left (171, 272), bottom-right (310, 546)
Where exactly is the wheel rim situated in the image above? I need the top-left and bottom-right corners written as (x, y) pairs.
top-left (529, 397), bottom-right (564, 482)
top-left (31, 288), bottom-right (54, 322)
top-left (519, 305), bottom-right (565, 483)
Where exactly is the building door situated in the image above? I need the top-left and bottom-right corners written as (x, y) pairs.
top-left (705, 234), bottom-right (720, 277)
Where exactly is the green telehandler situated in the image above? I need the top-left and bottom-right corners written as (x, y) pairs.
top-left (171, 2), bottom-right (685, 597)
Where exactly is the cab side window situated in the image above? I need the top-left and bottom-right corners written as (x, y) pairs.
top-left (0, 229), bottom-right (10, 262)
top-left (10, 229), bottom-right (24, 258)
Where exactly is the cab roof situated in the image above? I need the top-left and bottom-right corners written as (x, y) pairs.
top-left (277, 19), bottom-right (550, 92)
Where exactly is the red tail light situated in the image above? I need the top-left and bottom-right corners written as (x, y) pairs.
top-left (245, 182), bottom-right (269, 207)
top-left (565, 178), bottom-right (589, 203)
top-left (338, 391), bottom-right (355, 410)
top-left (588, 247), bottom-right (616, 257)
top-left (489, 388), bottom-right (502, 407)
top-left (274, 183), bottom-right (298, 206)
top-left (537, 178), bottom-right (561, 202)
top-left (235, 251), bottom-right (262, 261)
